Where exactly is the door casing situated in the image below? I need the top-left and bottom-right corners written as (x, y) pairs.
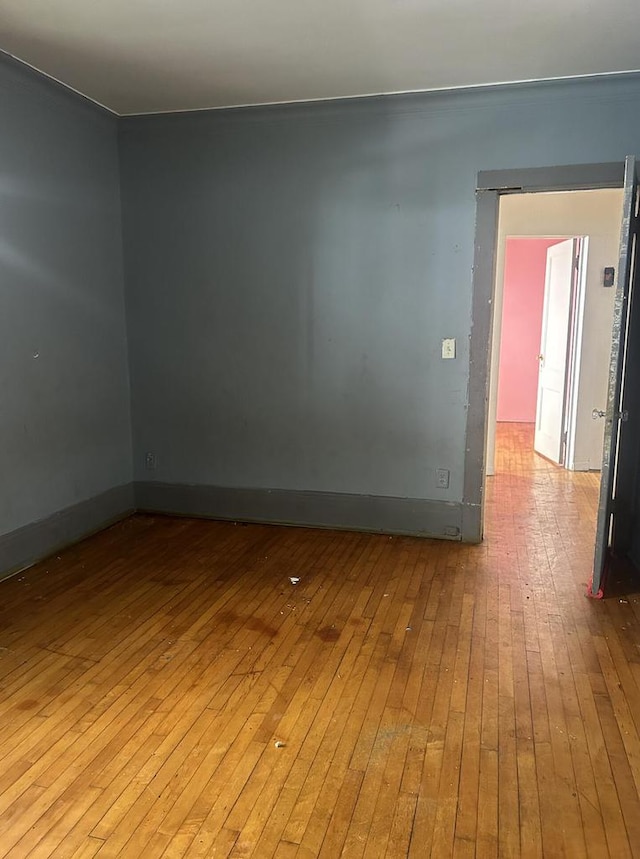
top-left (463, 162), bottom-right (625, 543)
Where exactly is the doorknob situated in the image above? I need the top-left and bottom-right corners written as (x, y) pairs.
top-left (592, 409), bottom-right (606, 420)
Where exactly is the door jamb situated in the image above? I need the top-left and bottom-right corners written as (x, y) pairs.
top-left (563, 236), bottom-right (589, 470)
top-left (462, 162), bottom-right (625, 543)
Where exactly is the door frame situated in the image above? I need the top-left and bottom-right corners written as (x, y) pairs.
top-left (564, 236), bottom-right (589, 471)
top-left (462, 162), bottom-right (625, 543)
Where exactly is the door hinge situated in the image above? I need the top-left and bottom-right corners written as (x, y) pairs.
top-left (617, 410), bottom-right (629, 422)
top-left (574, 254), bottom-right (580, 270)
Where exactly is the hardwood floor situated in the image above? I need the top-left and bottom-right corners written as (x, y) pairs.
top-left (1, 422), bottom-right (639, 857)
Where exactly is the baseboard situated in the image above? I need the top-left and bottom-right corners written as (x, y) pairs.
top-left (0, 484), bottom-right (135, 581)
top-left (0, 480), bottom-right (467, 582)
top-left (135, 481), bottom-right (463, 540)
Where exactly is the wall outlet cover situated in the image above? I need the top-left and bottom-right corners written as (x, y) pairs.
top-left (436, 468), bottom-right (450, 489)
top-left (442, 338), bottom-right (456, 359)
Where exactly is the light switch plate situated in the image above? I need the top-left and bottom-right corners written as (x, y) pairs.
top-left (442, 338), bottom-right (456, 359)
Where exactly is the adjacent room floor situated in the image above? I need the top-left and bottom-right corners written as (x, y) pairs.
top-left (0, 423), bottom-right (639, 858)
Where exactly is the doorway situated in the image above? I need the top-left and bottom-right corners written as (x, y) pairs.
top-left (486, 189), bottom-right (624, 477)
top-left (464, 159), bottom-right (640, 597)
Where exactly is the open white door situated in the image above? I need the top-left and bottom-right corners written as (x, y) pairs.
top-left (534, 238), bottom-right (579, 464)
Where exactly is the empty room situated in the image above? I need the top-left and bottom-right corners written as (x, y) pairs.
top-left (2, 2), bottom-right (640, 857)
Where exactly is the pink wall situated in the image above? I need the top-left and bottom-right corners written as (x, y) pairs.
top-left (497, 237), bottom-right (565, 422)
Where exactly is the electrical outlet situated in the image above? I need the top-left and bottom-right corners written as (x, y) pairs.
top-left (145, 452), bottom-right (157, 470)
top-left (441, 338), bottom-right (456, 359)
top-left (436, 468), bottom-right (450, 489)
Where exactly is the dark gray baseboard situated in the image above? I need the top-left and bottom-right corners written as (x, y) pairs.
top-left (135, 481), bottom-right (463, 540)
top-left (0, 481), bottom-right (475, 583)
top-left (0, 484), bottom-right (135, 581)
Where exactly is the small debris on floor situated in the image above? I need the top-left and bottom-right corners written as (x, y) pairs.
top-left (289, 577), bottom-right (300, 585)
top-left (274, 740), bottom-right (285, 748)
top-left (619, 598), bottom-right (629, 604)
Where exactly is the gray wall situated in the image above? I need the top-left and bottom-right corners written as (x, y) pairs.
top-left (5, 55), bottom-right (640, 557)
top-left (119, 75), bottom-right (640, 528)
top-left (0, 55), bottom-right (133, 550)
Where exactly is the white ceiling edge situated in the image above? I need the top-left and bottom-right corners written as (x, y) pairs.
top-left (125, 69), bottom-right (640, 118)
top-left (4, 47), bottom-right (640, 120)
top-left (1, 48), bottom-right (117, 114)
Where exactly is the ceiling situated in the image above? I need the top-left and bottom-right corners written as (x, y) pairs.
top-left (1, 0), bottom-right (640, 116)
